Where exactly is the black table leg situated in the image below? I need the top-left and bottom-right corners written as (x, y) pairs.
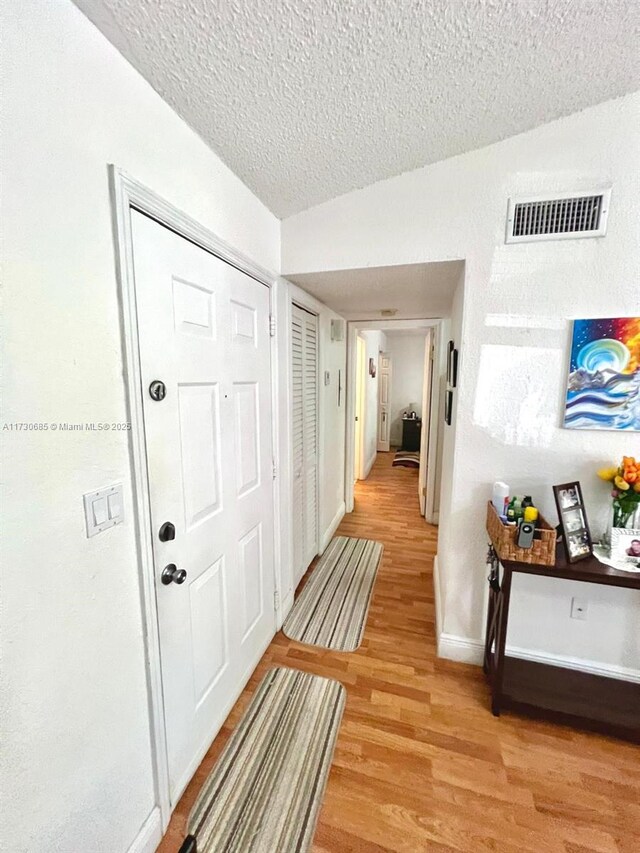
top-left (491, 566), bottom-right (512, 716)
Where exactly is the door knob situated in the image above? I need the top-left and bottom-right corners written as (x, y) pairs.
top-left (161, 563), bottom-right (187, 585)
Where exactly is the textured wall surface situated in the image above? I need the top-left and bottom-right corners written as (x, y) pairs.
top-left (73, 0), bottom-right (640, 216)
top-left (1, 2), bottom-right (279, 852)
top-left (282, 92), bottom-right (640, 674)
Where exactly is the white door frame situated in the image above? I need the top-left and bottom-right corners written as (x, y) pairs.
top-left (345, 319), bottom-right (443, 513)
top-left (418, 329), bottom-right (432, 516)
top-left (108, 166), bottom-right (282, 831)
top-left (425, 323), bottom-right (447, 524)
top-left (354, 335), bottom-right (366, 481)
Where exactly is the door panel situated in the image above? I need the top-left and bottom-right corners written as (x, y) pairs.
top-left (178, 383), bottom-right (222, 527)
top-left (291, 304), bottom-right (319, 583)
top-left (132, 211), bottom-right (275, 805)
top-left (303, 314), bottom-right (318, 566)
top-left (377, 352), bottom-right (391, 452)
top-left (233, 382), bottom-right (260, 495)
top-left (239, 523), bottom-right (263, 639)
top-left (290, 310), bottom-right (305, 579)
top-left (190, 559), bottom-right (227, 704)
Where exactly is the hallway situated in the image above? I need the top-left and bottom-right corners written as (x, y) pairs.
top-left (160, 453), bottom-right (639, 853)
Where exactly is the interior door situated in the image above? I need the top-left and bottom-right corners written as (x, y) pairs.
top-left (291, 303), bottom-right (318, 583)
top-left (132, 211), bottom-right (276, 805)
top-left (377, 352), bottom-right (391, 451)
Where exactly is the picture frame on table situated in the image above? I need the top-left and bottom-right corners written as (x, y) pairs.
top-left (553, 481), bottom-right (593, 563)
top-left (610, 528), bottom-right (640, 570)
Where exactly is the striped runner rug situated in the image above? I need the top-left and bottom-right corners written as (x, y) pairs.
top-left (283, 536), bottom-right (383, 652)
top-left (392, 450), bottom-right (420, 468)
top-left (185, 667), bottom-right (345, 853)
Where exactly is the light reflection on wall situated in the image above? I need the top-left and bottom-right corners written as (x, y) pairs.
top-left (485, 314), bottom-right (567, 331)
top-left (473, 344), bottom-right (562, 447)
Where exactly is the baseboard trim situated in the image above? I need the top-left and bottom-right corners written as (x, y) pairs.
top-left (320, 501), bottom-right (346, 553)
top-left (126, 807), bottom-right (162, 853)
top-left (432, 555), bottom-right (442, 640)
top-left (437, 633), bottom-right (484, 665)
top-left (437, 632), bottom-right (640, 683)
top-left (506, 643), bottom-right (640, 684)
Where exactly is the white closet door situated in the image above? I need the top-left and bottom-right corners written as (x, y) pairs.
top-left (291, 304), bottom-right (319, 584)
top-left (291, 308), bottom-right (305, 579)
top-left (302, 312), bottom-right (318, 567)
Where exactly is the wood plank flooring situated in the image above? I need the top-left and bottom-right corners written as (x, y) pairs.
top-left (158, 452), bottom-right (640, 853)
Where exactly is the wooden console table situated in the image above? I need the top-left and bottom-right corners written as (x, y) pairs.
top-left (484, 545), bottom-right (640, 742)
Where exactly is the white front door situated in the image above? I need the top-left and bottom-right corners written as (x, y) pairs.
top-left (377, 352), bottom-right (391, 451)
top-left (132, 211), bottom-right (276, 804)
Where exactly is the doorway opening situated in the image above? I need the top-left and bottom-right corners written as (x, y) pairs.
top-left (346, 319), bottom-right (444, 525)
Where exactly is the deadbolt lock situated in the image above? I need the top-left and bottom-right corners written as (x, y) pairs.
top-left (149, 380), bottom-right (166, 401)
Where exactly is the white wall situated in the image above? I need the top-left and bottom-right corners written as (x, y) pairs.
top-left (1, 2), bottom-right (280, 852)
top-left (282, 92), bottom-right (640, 677)
top-left (359, 331), bottom-right (387, 476)
top-left (386, 335), bottom-right (427, 446)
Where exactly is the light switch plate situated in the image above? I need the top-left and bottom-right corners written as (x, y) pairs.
top-left (84, 484), bottom-right (124, 537)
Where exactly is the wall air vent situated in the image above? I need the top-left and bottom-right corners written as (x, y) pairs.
top-left (506, 189), bottom-right (611, 243)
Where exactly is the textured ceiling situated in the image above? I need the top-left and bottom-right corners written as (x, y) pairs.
top-left (74, 0), bottom-right (640, 217)
top-left (287, 261), bottom-right (463, 320)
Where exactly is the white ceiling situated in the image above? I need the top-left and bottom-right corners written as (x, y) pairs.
top-left (74, 0), bottom-right (640, 218)
top-left (287, 260), bottom-right (463, 320)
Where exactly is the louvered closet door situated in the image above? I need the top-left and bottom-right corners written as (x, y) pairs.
top-left (291, 304), bottom-right (319, 584)
top-left (302, 312), bottom-right (318, 566)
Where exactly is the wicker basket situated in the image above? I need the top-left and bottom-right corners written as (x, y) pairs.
top-left (486, 501), bottom-right (557, 566)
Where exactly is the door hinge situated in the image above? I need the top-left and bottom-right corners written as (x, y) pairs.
top-left (272, 460), bottom-right (277, 480)
top-left (430, 345), bottom-right (435, 362)
top-left (269, 315), bottom-right (276, 337)
top-left (274, 590), bottom-right (280, 611)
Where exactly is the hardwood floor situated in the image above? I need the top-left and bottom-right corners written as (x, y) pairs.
top-left (158, 453), bottom-right (640, 852)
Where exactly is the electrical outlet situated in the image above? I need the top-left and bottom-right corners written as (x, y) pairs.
top-left (570, 597), bottom-right (588, 621)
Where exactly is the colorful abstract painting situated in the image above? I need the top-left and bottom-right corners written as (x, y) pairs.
top-left (564, 317), bottom-right (640, 431)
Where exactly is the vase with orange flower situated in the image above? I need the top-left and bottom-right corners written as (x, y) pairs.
top-left (598, 457), bottom-right (640, 543)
